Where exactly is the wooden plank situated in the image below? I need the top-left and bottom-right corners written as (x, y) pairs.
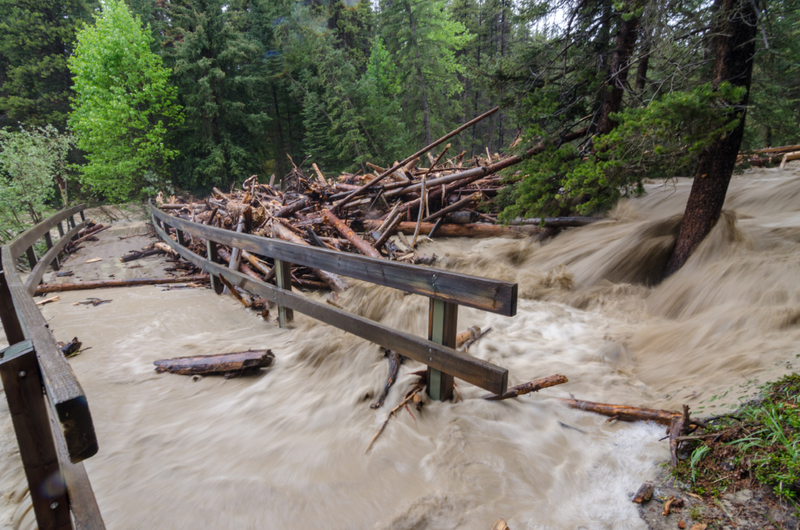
top-left (26, 222), bottom-right (86, 296)
top-left (50, 411), bottom-right (104, 529)
top-left (7, 205), bottom-right (84, 259)
top-left (151, 204), bottom-right (517, 316)
top-left (1, 246), bottom-right (98, 462)
top-left (274, 260), bottom-right (293, 327)
top-left (427, 299), bottom-right (457, 401)
top-left (0, 268), bottom-right (25, 345)
top-left (0, 341), bottom-right (72, 530)
top-left (153, 223), bottom-right (508, 394)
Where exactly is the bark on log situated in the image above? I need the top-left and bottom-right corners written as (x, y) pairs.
top-left (275, 197), bottom-right (310, 218)
top-left (370, 350), bottom-right (404, 409)
top-left (363, 220), bottom-right (543, 238)
top-left (555, 398), bottom-right (680, 426)
top-left (270, 221), bottom-right (347, 292)
top-left (35, 275), bottom-right (209, 294)
top-left (483, 374), bottom-right (568, 401)
top-left (322, 209), bottom-right (383, 258)
top-left (153, 349), bottom-right (274, 378)
top-left (120, 248), bottom-right (164, 262)
top-left (69, 225), bottom-right (109, 247)
top-left (632, 482), bottom-right (655, 504)
top-left (241, 250), bottom-right (275, 282)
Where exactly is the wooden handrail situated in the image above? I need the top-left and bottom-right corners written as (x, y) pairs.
top-left (0, 203), bottom-right (103, 529)
top-left (151, 220), bottom-right (508, 394)
top-left (150, 203), bottom-right (518, 316)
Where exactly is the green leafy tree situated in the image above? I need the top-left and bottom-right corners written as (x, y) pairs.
top-left (0, 125), bottom-right (74, 240)
top-left (68, 0), bottom-right (182, 201)
top-left (0, 0), bottom-right (98, 130)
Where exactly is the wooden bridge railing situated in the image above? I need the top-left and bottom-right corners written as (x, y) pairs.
top-left (150, 202), bottom-right (517, 400)
top-left (0, 204), bottom-right (104, 529)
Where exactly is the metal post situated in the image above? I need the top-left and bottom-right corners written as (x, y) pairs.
top-left (206, 240), bottom-right (224, 295)
top-left (44, 232), bottom-right (59, 271)
top-left (0, 341), bottom-right (72, 530)
top-left (274, 260), bottom-right (293, 327)
top-left (427, 298), bottom-right (457, 401)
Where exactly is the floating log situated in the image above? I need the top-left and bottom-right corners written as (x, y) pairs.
top-left (322, 209), bottom-right (383, 258)
top-left (153, 349), bottom-right (274, 378)
top-left (34, 275), bottom-right (209, 294)
top-left (555, 398), bottom-right (680, 426)
top-left (363, 220), bottom-right (544, 238)
top-left (370, 350), bottom-right (404, 409)
top-left (483, 374), bottom-right (568, 401)
top-left (456, 326), bottom-right (481, 349)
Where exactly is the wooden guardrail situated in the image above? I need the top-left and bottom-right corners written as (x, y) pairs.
top-left (150, 202), bottom-right (517, 400)
top-left (0, 204), bottom-right (104, 529)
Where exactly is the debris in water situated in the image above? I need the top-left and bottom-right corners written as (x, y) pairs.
top-left (85, 257), bottom-right (102, 263)
top-left (35, 296), bottom-right (60, 306)
top-left (153, 349), bottom-right (274, 378)
top-left (632, 481), bottom-right (654, 504)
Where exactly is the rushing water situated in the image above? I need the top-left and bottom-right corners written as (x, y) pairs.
top-left (3, 167), bottom-right (800, 529)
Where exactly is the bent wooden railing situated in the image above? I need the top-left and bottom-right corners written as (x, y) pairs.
top-left (150, 202), bottom-right (517, 400)
top-left (0, 204), bottom-right (104, 529)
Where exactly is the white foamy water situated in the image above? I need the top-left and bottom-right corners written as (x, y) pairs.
top-left (3, 165), bottom-right (800, 529)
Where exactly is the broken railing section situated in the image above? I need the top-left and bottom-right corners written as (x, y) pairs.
top-left (0, 204), bottom-right (104, 529)
top-left (150, 202), bottom-right (515, 399)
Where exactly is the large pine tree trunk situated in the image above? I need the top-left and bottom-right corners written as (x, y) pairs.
top-left (406, 2), bottom-right (432, 145)
top-left (596, 3), bottom-right (640, 135)
top-left (664, 0), bottom-right (758, 277)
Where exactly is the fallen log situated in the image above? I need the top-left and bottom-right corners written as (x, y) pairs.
top-left (370, 349), bottom-right (404, 409)
top-left (271, 220), bottom-right (347, 292)
top-left (483, 374), bottom-right (568, 401)
top-left (120, 248), bottom-right (164, 262)
top-left (780, 150), bottom-right (800, 169)
top-left (275, 196), bottom-right (310, 218)
top-left (241, 250), bottom-right (275, 282)
top-left (322, 209), bottom-right (383, 258)
top-left (35, 275), bottom-right (209, 294)
top-left (68, 225), bottom-right (109, 247)
top-left (335, 106), bottom-right (499, 210)
top-left (456, 326), bottom-right (481, 349)
top-left (632, 482), bottom-right (654, 504)
top-left (507, 217), bottom-right (603, 227)
top-left (422, 192), bottom-right (482, 223)
top-left (363, 220), bottom-right (544, 238)
top-left (153, 349), bottom-right (274, 378)
top-left (555, 398), bottom-right (681, 426)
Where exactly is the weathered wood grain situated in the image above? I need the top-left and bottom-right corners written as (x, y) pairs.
top-left (151, 203), bottom-right (517, 316)
top-left (26, 221), bottom-right (86, 296)
top-left (8, 204), bottom-right (85, 259)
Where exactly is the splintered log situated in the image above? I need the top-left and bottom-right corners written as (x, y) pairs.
top-left (154, 349), bottom-right (274, 377)
top-left (370, 350), bottom-right (404, 409)
top-left (34, 275), bottom-right (209, 294)
top-left (322, 209), bottom-right (383, 259)
top-left (241, 250), bottom-right (275, 282)
top-left (275, 197), bottom-right (310, 218)
top-left (335, 106), bottom-right (499, 210)
top-left (456, 326), bottom-right (480, 349)
top-left (270, 221), bottom-right (347, 292)
top-left (363, 220), bottom-right (543, 238)
top-left (555, 398), bottom-right (681, 426)
top-left (483, 374), bottom-right (568, 401)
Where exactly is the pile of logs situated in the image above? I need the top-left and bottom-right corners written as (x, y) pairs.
top-left (736, 144), bottom-right (800, 168)
top-left (157, 108), bottom-right (601, 298)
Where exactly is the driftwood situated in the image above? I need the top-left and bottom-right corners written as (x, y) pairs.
top-left (68, 225), bottom-right (109, 248)
top-left (35, 275), bottom-right (209, 294)
top-left (459, 326), bottom-right (492, 351)
top-left (58, 337), bottom-right (82, 357)
top-left (555, 397), bottom-right (681, 426)
top-left (322, 209), bottom-right (383, 258)
top-left (370, 350), bottom-right (404, 409)
top-left (120, 248), bottom-right (164, 262)
top-left (365, 388), bottom-right (421, 453)
top-left (483, 374), bottom-right (568, 401)
top-left (154, 349), bottom-right (274, 378)
top-left (363, 220), bottom-right (544, 238)
top-left (456, 326), bottom-right (481, 349)
top-left (632, 482), bottom-right (654, 504)
top-left (271, 221), bottom-right (347, 291)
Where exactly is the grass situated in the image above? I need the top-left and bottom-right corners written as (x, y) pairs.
top-left (672, 374), bottom-right (800, 511)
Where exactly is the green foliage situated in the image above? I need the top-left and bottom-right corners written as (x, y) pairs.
top-left (68, 0), bottom-right (182, 201)
top-left (0, 125), bottom-right (74, 240)
top-left (498, 83), bottom-right (748, 221)
top-left (0, 0), bottom-right (98, 130)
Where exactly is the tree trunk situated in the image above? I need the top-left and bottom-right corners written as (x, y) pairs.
top-left (664, 0), bottom-right (758, 277)
top-left (596, 2), bottom-right (641, 135)
top-left (406, 2), bottom-right (432, 145)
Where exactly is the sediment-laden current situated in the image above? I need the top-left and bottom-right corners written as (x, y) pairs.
top-left (2, 166), bottom-right (800, 529)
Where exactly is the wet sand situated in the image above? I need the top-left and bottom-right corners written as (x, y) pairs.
top-left (2, 165), bottom-right (800, 529)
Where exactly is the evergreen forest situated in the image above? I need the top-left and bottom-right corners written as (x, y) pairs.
top-left (0, 0), bottom-right (798, 264)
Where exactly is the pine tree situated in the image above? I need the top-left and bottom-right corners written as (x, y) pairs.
top-left (0, 0), bottom-right (98, 129)
top-left (166, 0), bottom-right (271, 190)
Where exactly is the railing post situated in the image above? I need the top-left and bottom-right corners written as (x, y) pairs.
top-left (79, 210), bottom-right (85, 222)
top-left (0, 250), bottom-right (26, 345)
top-left (0, 341), bottom-right (72, 530)
top-left (427, 298), bottom-right (457, 401)
top-left (176, 229), bottom-right (186, 247)
top-left (206, 240), bottom-right (224, 295)
top-left (25, 246), bottom-right (37, 270)
top-left (56, 221), bottom-right (64, 238)
top-left (44, 231), bottom-right (59, 271)
top-left (274, 259), bottom-right (293, 327)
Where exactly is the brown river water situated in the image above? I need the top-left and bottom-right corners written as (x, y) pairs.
top-left (2, 165), bottom-right (800, 529)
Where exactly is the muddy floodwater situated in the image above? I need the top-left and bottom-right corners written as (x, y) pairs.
top-left (3, 166), bottom-right (800, 529)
